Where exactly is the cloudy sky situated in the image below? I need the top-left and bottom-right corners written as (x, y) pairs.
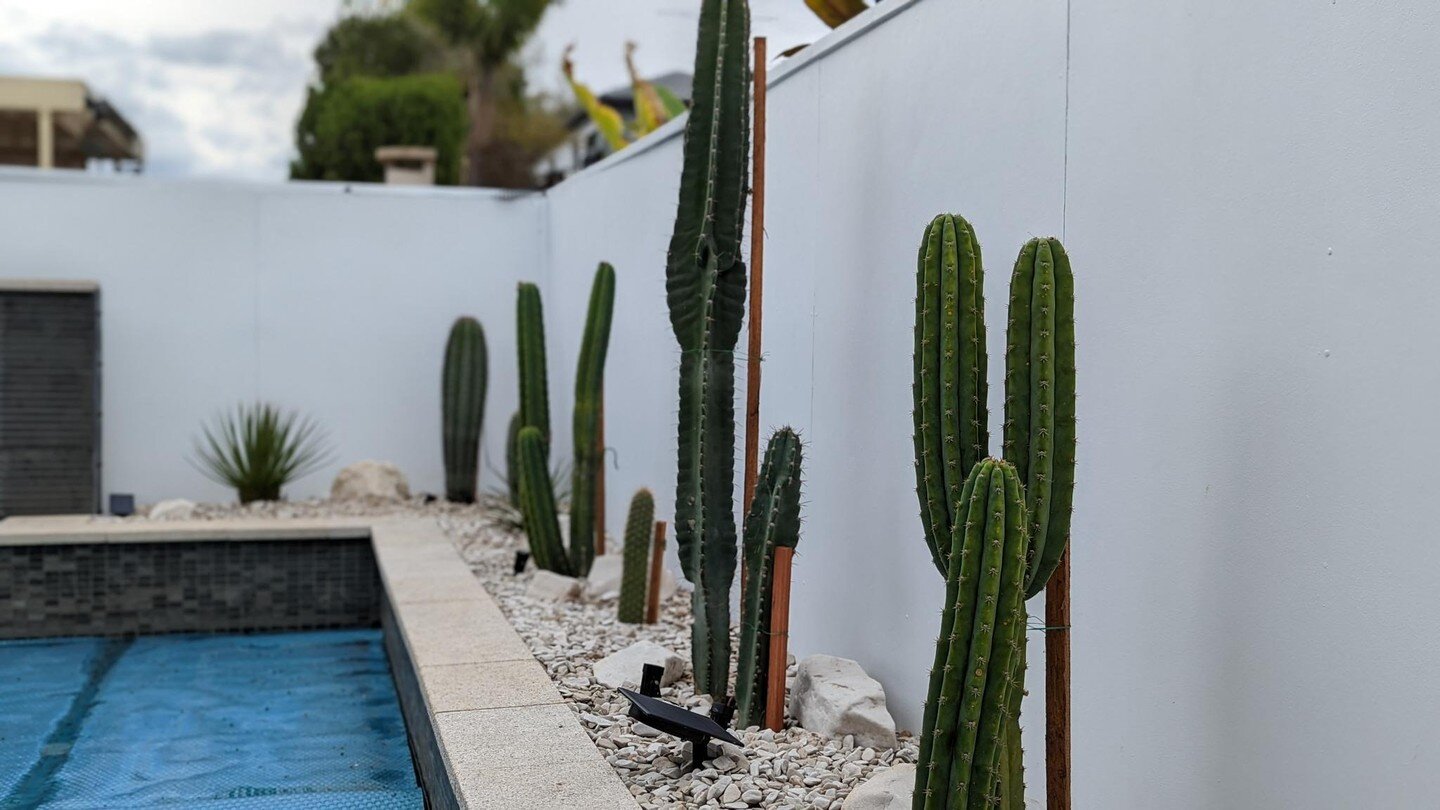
top-left (0, 1), bottom-right (827, 181)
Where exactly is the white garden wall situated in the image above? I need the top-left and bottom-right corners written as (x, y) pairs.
top-left (2, 0), bottom-right (1439, 805)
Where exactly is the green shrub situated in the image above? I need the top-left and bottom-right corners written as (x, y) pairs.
top-left (192, 402), bottom-right (331, 504)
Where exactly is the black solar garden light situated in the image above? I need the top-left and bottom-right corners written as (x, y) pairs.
top-left (618, 663), bottom-right (742, 772)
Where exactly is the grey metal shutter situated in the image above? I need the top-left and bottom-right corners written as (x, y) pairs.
top-left (0, 281), bottom-right (101, 515)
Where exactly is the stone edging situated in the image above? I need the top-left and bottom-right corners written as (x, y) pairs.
top-left (0, 514), bottom-right (639, 809)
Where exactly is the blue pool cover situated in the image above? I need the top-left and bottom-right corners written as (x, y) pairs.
top-left (0, 629), bottom-right (424, 809)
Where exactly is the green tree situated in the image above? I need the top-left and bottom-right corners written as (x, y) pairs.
top-left (405, 0), bottom-right (555, 186)
top-left (290, 73), bottom-right (468, 184)
top-left (313, 14), bottom-right (441, 84)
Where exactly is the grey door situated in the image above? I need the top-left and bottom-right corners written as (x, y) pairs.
top-left (0, 282), bottom-right (100, 515)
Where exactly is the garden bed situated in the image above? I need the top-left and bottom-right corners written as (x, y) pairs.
top-left (130, 497), bottom-right (919, 809)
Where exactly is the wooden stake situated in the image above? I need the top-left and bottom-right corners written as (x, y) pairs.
top-left (764, 544), bottom-right (793, 731)
top-left (1046, 549), bottom-right (1072, 809)
top-left (595, 395), bottom-right (606, 555)
top-left (743, 36), bottom-right (768, 519)
top-left (645, 521), bottom-right (668, 624)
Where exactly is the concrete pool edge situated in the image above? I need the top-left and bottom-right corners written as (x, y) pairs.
top-left (0, 515), bottom-right (640, 810)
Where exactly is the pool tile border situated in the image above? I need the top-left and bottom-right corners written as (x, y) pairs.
top-left (0, 514), bottom-right (639, 810)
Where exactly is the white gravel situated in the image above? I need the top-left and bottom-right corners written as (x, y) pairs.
top-left (135, 496), bottom-right (918, 808)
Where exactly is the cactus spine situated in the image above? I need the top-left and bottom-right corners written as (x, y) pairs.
top-left (516, 425), bottom-right (570, 575)
top-left (442, 317), bottom-right (488, 503)
top-left (1004, 239), bottom-right (1077, 598)
top-left (505, 411), bottom-right (522, 506)
top-left (913, 459), bottom-right (1028, 810)
top-left (516, 282), bottom-right (551, 452)
top-left (913, 214), bottom-right (988, 578)
top-left (618, 488), bottom-right (655, 624)
top-left (569, 263), bottom-right (616, 578)
top-left (734, 427), bottom-right (803, 728)
top-left (665, 0), bottom-right (751, 699)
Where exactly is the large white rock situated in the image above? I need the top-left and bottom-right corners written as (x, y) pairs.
top-left (525, 570), bottom-right (581, 603)
top-left (842, 764), bottom-right (915, 809)
top-left (592, 641), bottom-right (686, 690)
top-left (580, 553), bottom-right (679, 603)
top-left (329, 460), bottom-right (411, 501)
top-left (148, 499), bottom-right (196, 520)
top-left (791, 654), bottom-right (897, 749)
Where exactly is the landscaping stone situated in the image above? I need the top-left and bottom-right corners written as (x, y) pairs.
top-left (841, 764), bottom-right (914, 809)
top-left (330, 460), bottom-right (410, 501)
top-left (526, 570), bottom-right (581, 603)
top-left (147, 499), bottom-right (196, 520)
top-left (792, 655), bottom-right (898, 749)
top-left (581, 553), bottom-right (679, 603)
top-left (592, 640), bottom-right (685, 689)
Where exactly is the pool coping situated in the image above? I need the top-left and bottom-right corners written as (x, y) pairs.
top-left (0, 515), bottom-right (640, 810)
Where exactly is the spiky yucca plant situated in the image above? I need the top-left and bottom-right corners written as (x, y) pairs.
top-left (193, 402), bottom-right (331, 504)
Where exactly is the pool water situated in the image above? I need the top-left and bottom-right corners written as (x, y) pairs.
top-left (0, 629), bottom-right (424, 809)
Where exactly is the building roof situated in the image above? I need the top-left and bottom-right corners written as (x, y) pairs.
top-left (0, 76), bottom-right (144, 169)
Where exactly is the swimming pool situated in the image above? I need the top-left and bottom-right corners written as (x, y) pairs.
top-left (0, 629), bottom-right (424, 809)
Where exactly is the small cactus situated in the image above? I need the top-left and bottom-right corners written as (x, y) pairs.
top-left (913, 458), bottom-right (1028, 809)
top-left (734, 427), bottom-right (803, 729)
top-left (516, 425), bottom-right (570, 575)
top-left (442, 316), bottom-right (487, 503)
top-left (569, 263), bottom-right (616, 578)
top-left (618, 488), bottom-right (655, 624)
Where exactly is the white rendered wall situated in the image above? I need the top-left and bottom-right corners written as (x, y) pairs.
top-left (0, 170), bottom-right (546, 504)
top-left (2, 0), bottom-right (1439, 805)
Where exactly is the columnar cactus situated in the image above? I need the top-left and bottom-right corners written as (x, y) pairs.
top-left (665, 0), bottom-right (752, 697)
top-left (618, 488), bottom-right (655, 624)
top-left (569, 263), bottom-right (616, 578)
top-left (516, 425), bottom-right (571, 575)
top-left (912, 213), bottom-right (988, 578)
top-left (516, 282), bottom-right (551, 451)
top-left (1004, 238), bottom-right (1077, 597)
top-left (505, 411), bottom-right (522, 506)
top-left (442, 317), bottom-right (488, 503)
top-left (914, 458), bottom-right (1029, 809)
top-left (734, 427), bottom-right (803, 728)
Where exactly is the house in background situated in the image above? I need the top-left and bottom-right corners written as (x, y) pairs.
top-left (0, 76), bottom-right (143, 172)
top-left (534, 71), bottom-right (691, 186)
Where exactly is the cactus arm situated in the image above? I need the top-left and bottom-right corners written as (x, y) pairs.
top-left (735, 428), bottom-right (803, 728)
top-left (618, 489), bottom-right (655, 623)
top-left (517, 426), bottom-right (570, 575)
top-left (569, 263), bottom-right (617, 578)
top-left (505, 411), bottom-right (522, 506)
top-left (516, 283), bottom-right (551, 451)
top-left (914, 218), bottom-right (950, 576)
top-left (1005, 238), bottom-right (1076, 598)
top-left (666, 0), bottom-right (751, 698)
top-left (442, 317), bottom-right (487, 503)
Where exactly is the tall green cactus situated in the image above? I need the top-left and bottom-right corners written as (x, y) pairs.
top-left (665, 0), bottom-right (751, 698)
top-left (1004, 238), bottom-right (1077, 598)
top-left (516, 425), bottom-right (571, 575)
top-left (618, 488), bottom-right (655, 624)
top-left (442, 317), bottom-right (488, 503)
top-left (913, 458), bottom-right (1029, 810)
top-left (569, 263), bottom-right (616, 578)
top-left (516, 282), bottom-right (551, 451)
top-left (505, 411), bottom-right (522, 506)
top-left (734, 428), bottom-right (803, 729)
top-left (913, 214), bottom-right (987, 578)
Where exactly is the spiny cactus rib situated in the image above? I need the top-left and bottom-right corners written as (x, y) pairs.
top-left (516, 283), bottom-right (551, 452)
top-left (666, 0), bottom-right (751, 697)
top-left (913, 214), bottom-right (987, 578)
top-left (569, 263), bottom-right (617, 578)
top-left (517, 426), bottom-right (570, 576)
top-left (618, 489), bottom-right (655, 624)
top-left (914, 459), bottom-right (1028, 810)
top-left (734, 428), bottom-right (803, 728)
top-left (442, 317), bottom-right (488, 503)
top-left (1003, 238), bottom-right (1076, 599)
top-left (505, 411), bottom-right (522, 506)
